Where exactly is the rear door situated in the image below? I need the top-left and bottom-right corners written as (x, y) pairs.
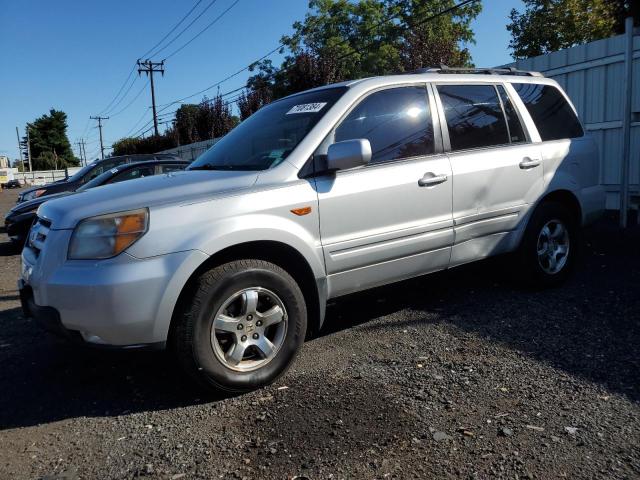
top-left (315, 84), bottom-right (453, 297)
top-left (434, 83), bottom-right (544, 265)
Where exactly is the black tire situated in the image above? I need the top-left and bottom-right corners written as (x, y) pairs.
top-left (519, 201), bottom-right (580, 288)
top-left (174, 259), bottom-right (307, 394)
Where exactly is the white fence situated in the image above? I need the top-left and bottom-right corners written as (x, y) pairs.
top-left (158, 138), bottom-right (219, 162)
top-left (507, 25), bottom-right (640, 210)
top-left (13, 167), bottom-right (82, 187)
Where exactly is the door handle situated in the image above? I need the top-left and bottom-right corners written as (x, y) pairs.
top-left (519, 157), bottom-right (541, 169)
top-left (418, 172), bottom-right (448, 187)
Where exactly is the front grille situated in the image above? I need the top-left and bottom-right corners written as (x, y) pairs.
top-left (28, 217), bottom-right (51, 257)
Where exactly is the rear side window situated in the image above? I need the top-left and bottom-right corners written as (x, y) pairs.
top-left (497, 85), bottom-right (526, 143)
top-left (161, 164), bottom-right (186, 173)
top-left (436, 85), bottom-right (510, 151)
top-left (109, 166), bottom-right (155, 184)
top-left (335, 86), bottom-right (434, 164)
top-left (512, 83), bottom-right (583, 140)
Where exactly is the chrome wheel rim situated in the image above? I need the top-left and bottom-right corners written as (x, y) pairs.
top-left (210, 287), bottom-right (287, 372)
top-left (536, 219), bottom-right (570, 275)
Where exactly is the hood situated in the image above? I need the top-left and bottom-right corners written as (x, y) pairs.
top-left (11, 191), bottom-right (74, 214)
top-left (39, 170), bottom-right (258, 229)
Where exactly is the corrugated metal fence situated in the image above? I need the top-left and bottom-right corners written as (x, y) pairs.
top-left (158, 138), bottom-right (219, 162)
top-left (508, 28), bottom-right (640, 210)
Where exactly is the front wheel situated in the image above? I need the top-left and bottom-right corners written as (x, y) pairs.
top-left (519, 202), bottom-right (579, 287)
top-left (174, 259), bottom-right (307, 393)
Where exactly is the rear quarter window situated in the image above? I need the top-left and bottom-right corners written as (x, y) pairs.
top-left (512, 83), bottom-right (583, 141)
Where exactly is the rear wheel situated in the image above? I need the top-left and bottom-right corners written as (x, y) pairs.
top-left (174, 259), bottom-right (307, 393)
top-left (519, 201), bottom-right (579, 287)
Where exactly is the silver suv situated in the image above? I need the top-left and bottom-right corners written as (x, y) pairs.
top-left (19, 68), bottom-right (604, 392)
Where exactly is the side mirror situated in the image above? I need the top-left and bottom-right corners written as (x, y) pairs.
top-left (326, 139), bottom-right (372, 171)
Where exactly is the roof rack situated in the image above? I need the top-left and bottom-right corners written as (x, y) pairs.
top-left (408, 64), bottom-right (544, 77)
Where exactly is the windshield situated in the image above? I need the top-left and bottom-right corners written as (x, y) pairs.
top-left (67, 162), bottom-right (98, 182)
top-left (188, 87), bottom-right (347, 171)
top-left (77, 168), bottom-right (117, 191)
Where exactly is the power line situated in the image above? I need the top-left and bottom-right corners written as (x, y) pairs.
top-left (97, 65), bottom-right (137, 115)
top-left (157, 44), bottom-right (282, 112)
top-left (102, 74), bottom-right (139, 116)
top-left (139, 0), bottom-right (203, 59)
top-left (108, 80), bottom-right (150, 117)
top-left (149, 0), bottom-right (220, 59)
top-left (163, 0), bottom-right (241, 60)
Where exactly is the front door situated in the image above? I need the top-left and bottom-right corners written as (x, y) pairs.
top-left (315, 85), bottom-right (454, 297)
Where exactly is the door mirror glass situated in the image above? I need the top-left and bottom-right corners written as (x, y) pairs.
top-left (326, 139), bottom-right (372, 171)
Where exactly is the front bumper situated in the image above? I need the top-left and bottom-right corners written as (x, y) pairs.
top-left (21, 233), bottom-right (208, 347)
top-left (18, 280), bottom-right (83, 341)
top-left (5, 211), bottom-right (34, 242)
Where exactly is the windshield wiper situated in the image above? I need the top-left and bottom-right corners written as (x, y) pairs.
top-left (189, 164), bottom-right (238, 171)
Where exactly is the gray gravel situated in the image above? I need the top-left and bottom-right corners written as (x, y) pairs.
top-left (0, 188), bottom-right (639, 479)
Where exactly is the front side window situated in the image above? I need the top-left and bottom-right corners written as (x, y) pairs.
top-left (512, 83), bottom-right (583, 141)
top-left (334, 86), bottom-right (434, 164)
top-left (189, 87), bottom-right (347, 171)
top-left (437, 84), bottom-right (510, 151)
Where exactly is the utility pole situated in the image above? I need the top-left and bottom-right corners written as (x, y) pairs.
top-left (26, 126), bottom-right (33, 174)
top-left (75, 140), bottom-right (85, 166)
top-left (137, 59), bottom-right (165, 137)
top-left (80, 139), bottom-right (87, 166)
top-left (15, 126), bottom-right (24, 171)
top-left (90, 116), bottom-right (109, 160)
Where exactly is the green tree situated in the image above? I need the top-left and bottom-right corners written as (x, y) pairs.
top-left (247, 0), bottom-right (481, 100)
top-left (24, 109), bottom-right (79, 170)
top-left (507, 0), bottom-right (634, 59)
top-left (174, 104), bottom-right (200, 145)
top-left (112, 134), bottom-right (178, 156)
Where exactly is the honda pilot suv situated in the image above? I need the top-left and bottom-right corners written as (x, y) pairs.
top-left (19, 68), bottom-right (604, 393)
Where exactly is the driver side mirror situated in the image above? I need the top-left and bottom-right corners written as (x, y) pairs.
top-left (326, 139), bottom-right (372, 171)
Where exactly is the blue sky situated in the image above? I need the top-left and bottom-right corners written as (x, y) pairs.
top-left (0, 0), bottom-right (523, 161)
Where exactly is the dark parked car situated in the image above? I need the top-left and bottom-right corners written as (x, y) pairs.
top-left (3, 179), bottom-right (21, 189)
top-left (5, 159), bottom-right (189, 244)
top-left (16, 154), bottom-right (182, 203)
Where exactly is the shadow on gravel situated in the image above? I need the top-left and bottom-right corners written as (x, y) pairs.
top-left (0, 307), bottom-right (205, 430)
top-left (322, 220), bottom-right (640, 403)
top-left (0, 221), bottom-right (637, 430)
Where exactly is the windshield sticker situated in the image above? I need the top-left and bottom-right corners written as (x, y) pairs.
top-left (110, 168), bottom-right (119, 174)
top-left (286, 102), bottom-right (327, 115)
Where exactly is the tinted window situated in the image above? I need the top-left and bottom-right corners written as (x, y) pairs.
top-left (497, 85), bottom-right (526, 143)
top-left (512, 83), bottom-right (583, 140)
top-left (85, 158), bottom-right (128, 181)
top-left (161, 164), bottom-right (187, 173)
top-left (437, 84), bottom-right (509, 151)
top-left (110, 166), bottom-right (155, 183)
top-left (190, 87), bottom-right (346, 171)
top-left (335, 86), bottom-right (434, 164)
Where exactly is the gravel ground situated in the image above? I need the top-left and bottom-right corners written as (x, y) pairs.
top-left (0, 188), bottom-right (638, 480)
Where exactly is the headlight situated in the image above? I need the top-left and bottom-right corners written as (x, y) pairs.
top-left (68, 208), bottom-right (149, 260)
top-left (22, 189), bottom-right (46, 201)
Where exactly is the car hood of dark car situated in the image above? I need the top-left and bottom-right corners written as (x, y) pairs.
top-left (10, 191), bottom-right (75, 215)
top-left (39, 170), bottom-right (259, 229)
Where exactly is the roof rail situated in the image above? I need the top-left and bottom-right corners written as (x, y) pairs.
top-left (408, 64), bottom-right (544, 77)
